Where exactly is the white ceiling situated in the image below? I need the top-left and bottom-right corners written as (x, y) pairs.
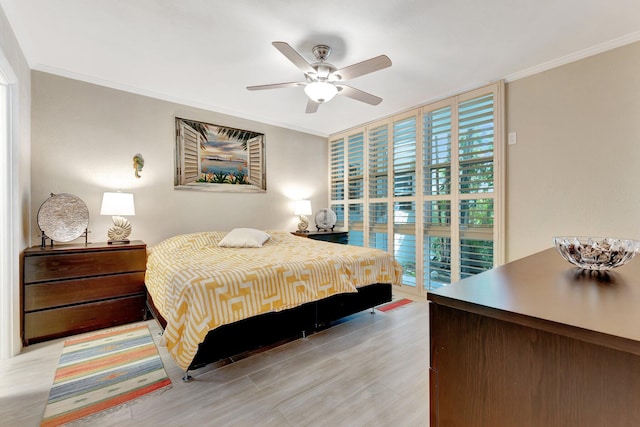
top-left (2, 0), bottom-right (640, 136)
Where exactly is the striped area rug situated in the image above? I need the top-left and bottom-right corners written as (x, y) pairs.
top-left (41, 324), bottom-right (171, 426)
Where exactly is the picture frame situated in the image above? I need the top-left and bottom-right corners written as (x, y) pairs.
top-left (174, 117), bottom-right (266, 192)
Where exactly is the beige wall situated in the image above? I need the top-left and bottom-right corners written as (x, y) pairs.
top-left (506, 41), bottom-right (640, 261)
top-left (0, 4), bottom-right (31, 357)
top-left (31, 72), bottom-right (328, 247)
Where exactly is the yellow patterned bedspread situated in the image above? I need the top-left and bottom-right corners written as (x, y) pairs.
top-left (145, 231), bottom-right (402, 370)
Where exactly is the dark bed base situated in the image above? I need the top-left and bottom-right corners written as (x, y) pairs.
top-left (146, 283), bottom-right (392, 371)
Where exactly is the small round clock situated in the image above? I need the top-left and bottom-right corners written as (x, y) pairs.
top-left (315, 208), bottom-right (337, 231)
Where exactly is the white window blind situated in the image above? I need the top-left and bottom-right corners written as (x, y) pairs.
top-left (328, 82), bottom-right (502, 293)
top-left (423, 106), bottom-right (452, 196)
top-left (458, 94), bottom-right (494, 194)
top-left (330, 136), bottom-right (346, 229)
top-left (330, 136), bottom-right (345, 202)
top-left (460, 198), bottom-right (494, 278)
top-left (348, 132), bottom-right (365, 200)
top-left (369, 124), bottom-right (389, 199)
top-left (369, 202), bottom-right (388, 250)
top-left (393, 117), bottom-right (417, 197)
top-left (458, 93), bottom-right (495, 280)
top-left (348, 202), bottom-right (364, 246)
top-left (394, 201), bottom-right (416, 287)
top-left (423, 200), bottom-right (452, 290)
top-left (422, 104), bottom-right (453, 290)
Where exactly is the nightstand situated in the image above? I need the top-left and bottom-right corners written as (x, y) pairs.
top-left (292, 230), bottom-right (349, 245)
top-left (22, 241), bottom-right (147, 345)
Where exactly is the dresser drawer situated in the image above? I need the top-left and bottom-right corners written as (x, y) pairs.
top-left (24, 248), bottom-right (146, 283)
top-left (24, 295), bottom-right (146, 344)
top-left (24, 272), bottom-right (145, 311)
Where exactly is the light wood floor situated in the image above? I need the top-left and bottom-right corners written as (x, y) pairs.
top-left (0, 296), bottom-right (429, 426)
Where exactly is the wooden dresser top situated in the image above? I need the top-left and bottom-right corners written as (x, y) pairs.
top-left (24, 240), bottom-right (146, 255)
top-left (428, 248), bottom-right (640, 351)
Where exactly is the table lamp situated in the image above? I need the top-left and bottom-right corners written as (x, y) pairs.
top-left (100, 192), bottom-right (135, 244)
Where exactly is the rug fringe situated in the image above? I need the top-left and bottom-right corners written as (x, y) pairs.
top-left (60, 384), bottom-right (173, 426)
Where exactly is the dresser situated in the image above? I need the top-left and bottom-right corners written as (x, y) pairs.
top-left (428, 248), bottom-right (640, 426)
top-left (292, 230), bottom-right (349, 244)
top-left (22, 241), bottom-right (147, 345)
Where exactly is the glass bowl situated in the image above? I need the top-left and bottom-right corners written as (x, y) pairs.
top-left (553, 236), bottom-right (639, 270)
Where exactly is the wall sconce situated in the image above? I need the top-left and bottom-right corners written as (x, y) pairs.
top-left (100, 191), bottom-right (135, 244)
top-left (294, 199), bottom-right (312, 233)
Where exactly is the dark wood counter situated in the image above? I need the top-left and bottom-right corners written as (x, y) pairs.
top-left (428, 248), bottom-right (640, 426)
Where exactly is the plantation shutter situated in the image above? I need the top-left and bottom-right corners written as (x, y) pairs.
top-left (423, 106), bottom-right (452, 196)
top-left (247, 135), bottom-right (265, 189)
top-left (423, 105), bottom-right (453, 289)
top-left (368, 123), bottom-right (389, 251)
top-left (348, 202), bottom-right (364, 246)
top-left (393, 117), bottom-right (417, 197)
top-left (177, 122), bottom-right (201, 185)
top-left (327, 82), bottom-right (502, 293)
top-left (347, 132), bottom-right (365, 246)
top-left (369, 123), bottom-right (388, 199)
top-left (330, 136), bottom-right (345, 202)
top-left (348, 132), bottom-right (365, 200)
top-left (458, 93), bottom-right (495, 279)
top-left (329, 136), bottom-right (346, 228)
top-left (369, 202), bottom-right (388, 250)
top-left (394, 200), bottom-right (416, 287)
top-left (393, 115), bottom-right (417, 286)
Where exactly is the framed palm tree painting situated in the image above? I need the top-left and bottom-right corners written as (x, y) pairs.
top-left (174, 117), bottom-right (266, 192)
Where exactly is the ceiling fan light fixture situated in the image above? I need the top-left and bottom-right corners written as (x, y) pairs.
top-left (304, 81), bottom-right (338, 103)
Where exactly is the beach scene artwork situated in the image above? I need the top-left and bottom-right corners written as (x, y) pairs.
top-left (175, 118), bottom-right (266, 192)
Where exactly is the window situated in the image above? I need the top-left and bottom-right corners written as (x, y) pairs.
top-left (328, 83), bottom-right (503, 293)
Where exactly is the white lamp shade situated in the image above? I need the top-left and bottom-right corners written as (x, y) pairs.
top-left (304, 81), bottom-right (338, 103)
top-left (100, 192), bottom-right (135, 216)
top-left (294, 199), bottom-right (312, 216)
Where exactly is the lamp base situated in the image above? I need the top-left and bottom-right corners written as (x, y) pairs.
top-left (107, 216), bottom-right (132, 243)
top-left (107, 239), bottom-right (130, 245)
top-left (297, 215), bottom-right (310, 232)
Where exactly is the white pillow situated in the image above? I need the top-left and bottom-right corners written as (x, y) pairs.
top-left (218, 228), bottom-right (270, 248)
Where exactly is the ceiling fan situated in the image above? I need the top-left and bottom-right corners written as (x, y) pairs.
top-left (247, 41), bottom-right (392, 113)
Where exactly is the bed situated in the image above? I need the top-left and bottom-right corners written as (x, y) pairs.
top-left (144, 229), bottom-right (402, 375)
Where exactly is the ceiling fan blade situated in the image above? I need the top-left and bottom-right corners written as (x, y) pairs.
top-left (336, 84), bottom-right (383, 106)
top-left (305, 99), bottom-right (320, 114)
top-left (332, 55), bottom-right (392, 81)
top-left (272, 41), bottom-right (316, 75)
top-left (246, 82), bottom-right (303, 91)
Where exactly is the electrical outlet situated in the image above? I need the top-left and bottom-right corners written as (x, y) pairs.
top-left (508, 132), bottom-right (517, 145)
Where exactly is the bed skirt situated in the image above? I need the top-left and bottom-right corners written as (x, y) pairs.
top-left (145, 283), bottom-right (392, 370)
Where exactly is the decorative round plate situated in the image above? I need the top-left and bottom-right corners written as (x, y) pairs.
top-left (315, 208), bottom-right (337, 230)
top-left (37, 193), bottom-right (90, 242)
